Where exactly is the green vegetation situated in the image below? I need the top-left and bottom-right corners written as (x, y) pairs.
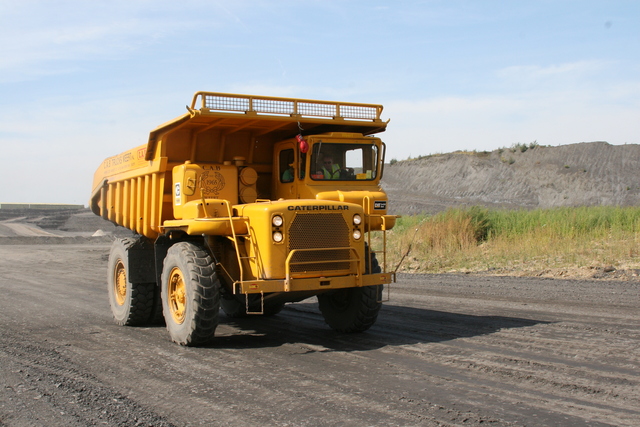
top-left (380, 206), bottom-right (640, 275)
top-left (510, 140), bottom-right (540, 153)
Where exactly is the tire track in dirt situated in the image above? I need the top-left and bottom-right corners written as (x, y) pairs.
top-left (0, 332), bottom-right (176, 426)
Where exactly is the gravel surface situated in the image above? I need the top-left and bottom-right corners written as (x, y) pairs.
top-left (0, 244), bottom-right (638, 426)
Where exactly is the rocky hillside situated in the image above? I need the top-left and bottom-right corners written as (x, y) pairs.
top-left (381, 141), bottom-right (640, 215)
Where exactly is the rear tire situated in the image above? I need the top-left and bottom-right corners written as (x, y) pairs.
top-left (107, 238), bottom-right (156, 326)
top-left (161, 242), bottom-right (220, 346)
top-left (317, 285), bottom-right (382, 333)
top-left (148, 286), bottom-right (166, 326)
top-left (317, 247), bottom-right (382, 333)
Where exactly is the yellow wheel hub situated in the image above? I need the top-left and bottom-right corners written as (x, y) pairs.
top-left (114, 259), bottom-right (127, 306)
top-left (168, 267), bottom-right (187, 324)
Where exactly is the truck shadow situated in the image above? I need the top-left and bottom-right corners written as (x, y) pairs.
top-left (211, 303), bottom-right (549, 352)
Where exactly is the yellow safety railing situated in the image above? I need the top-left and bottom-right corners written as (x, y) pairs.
top-left (190, 92), bottom-right (384, 122)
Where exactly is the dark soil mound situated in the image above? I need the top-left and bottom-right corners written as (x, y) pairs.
top-left (381, 141), bottom-right (640, 215)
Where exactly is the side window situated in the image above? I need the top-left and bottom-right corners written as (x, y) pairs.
top-left (279, 149), bottom-right (295, 183)
top-left (345, 148), bottom-right (363, 175)
top-left (344, 145), bottom-right (378, 180)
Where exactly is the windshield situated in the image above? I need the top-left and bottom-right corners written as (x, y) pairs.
top-left (310, 142), bottom-right (379, 181)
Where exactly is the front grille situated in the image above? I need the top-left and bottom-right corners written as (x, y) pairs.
top-left (288, 213), bottom-right (351, 273)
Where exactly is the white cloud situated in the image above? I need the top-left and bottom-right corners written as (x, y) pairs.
top-left (382, 85), bottom-right (640, 161)
top-left (497, 60), bottom-right (607, 80)
top-left (374, 59), bottom-right (638, 160)
top-left (0, 2), bottom-right (207, 82)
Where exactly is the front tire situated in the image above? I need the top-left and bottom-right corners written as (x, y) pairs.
top-left (107, 238), bottom-right (156, 326)
top-left (161, 242), bottom-right (220, 346)
top-left (317, 248), bottom-right (383, 333)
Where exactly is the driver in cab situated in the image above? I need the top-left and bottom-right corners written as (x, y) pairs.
top-left (322, 155), bottom-right (342, 180)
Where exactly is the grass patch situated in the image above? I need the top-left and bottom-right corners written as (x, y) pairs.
top-left (381, 206), bottom-right (640, 275)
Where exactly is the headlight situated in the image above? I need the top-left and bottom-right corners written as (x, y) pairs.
top-left (353, 214), bottom-right (362, 225)
top-left (353, 229), bottom-right (362, 240)
top-left (273, 231), bottom-right (284, 243)
top-left (272, 215), bottom-right (283, 227)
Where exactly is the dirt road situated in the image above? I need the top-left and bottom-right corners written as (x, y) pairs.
top-left (0, 243), bottom-right (638, 426)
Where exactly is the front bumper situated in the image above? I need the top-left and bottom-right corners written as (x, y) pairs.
top-left (233, 271), bottom-right (394, 295)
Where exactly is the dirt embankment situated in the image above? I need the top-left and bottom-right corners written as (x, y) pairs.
top-left (0, 209), bottom-right (127, 244)
top-left (382, 141), bottom-right (640, 215)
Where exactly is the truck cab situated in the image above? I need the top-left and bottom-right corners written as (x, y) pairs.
top-left (274, 133), bottom-right (384, 197)
top-left (273, 133), bottom-right (393, 233)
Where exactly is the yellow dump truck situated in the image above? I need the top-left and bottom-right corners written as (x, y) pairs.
top-left (90, 91), bottom-right (397, 346)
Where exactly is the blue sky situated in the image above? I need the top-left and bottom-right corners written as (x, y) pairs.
top-left (1, 1), bottom-right (638, 204)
